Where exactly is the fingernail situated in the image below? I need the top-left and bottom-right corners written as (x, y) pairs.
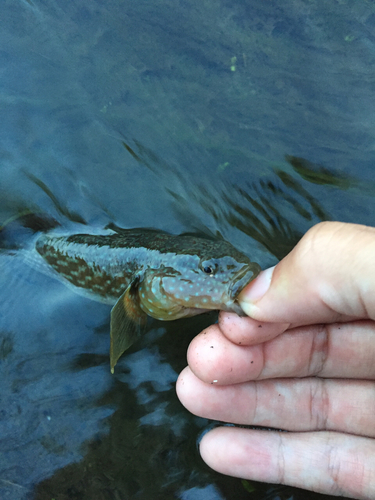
top-left (238, 266), bottom-right (275, 316)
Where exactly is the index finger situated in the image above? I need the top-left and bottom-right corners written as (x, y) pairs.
top-left (187, 319), bottom-right (375, 385)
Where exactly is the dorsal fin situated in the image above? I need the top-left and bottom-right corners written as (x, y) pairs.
top-left (105, 223), bottom-right (170, 236)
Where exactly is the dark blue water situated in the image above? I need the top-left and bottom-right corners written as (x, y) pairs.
top-left (1, 1), bottom-right (375, 499)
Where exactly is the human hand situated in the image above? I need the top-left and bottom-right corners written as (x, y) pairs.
top-left (176, 222), bottom-right (375, 499)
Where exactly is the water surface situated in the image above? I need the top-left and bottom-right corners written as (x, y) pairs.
top-left (1, 1), bottom-right (375, 499)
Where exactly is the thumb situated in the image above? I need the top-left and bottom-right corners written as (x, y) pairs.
top-left (239, 221), bottom-right (375, 325)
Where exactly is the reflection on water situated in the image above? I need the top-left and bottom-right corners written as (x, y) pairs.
top-left (287, 155), bottom-right (355, 189)
top-left (24, 173), bottom-right (87, 225)
top-left (164, 156), bottom-right (332, 262)
top-left (1, 0), bottom-right (374, 499)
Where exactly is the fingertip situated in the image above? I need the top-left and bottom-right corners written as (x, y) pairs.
top-left (199, 427), bottom-right (223, 467)
top-left (186, 324), bottom-right (264, 385)
top-left (238, 266), bottom-right (275, 317)
top-left (175, 365), bottom-right (193, 406)
top-left (218, 312), bottom-right (252, 344)
top-left (186, 325), bottom-right (224, 382)
top-left (176, 365), bottom-right (190, 387)
top-left (199, 427), bottom-right (275, 480)
top-left (176, 366), bottom-right (211, 415)
top-left (219, 311), bottom-right (289, 345)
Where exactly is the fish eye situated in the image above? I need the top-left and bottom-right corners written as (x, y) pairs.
top-left (200, 261), bottom-right (217, 275)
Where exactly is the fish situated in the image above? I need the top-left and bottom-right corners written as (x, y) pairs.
top-left (4, 221), bottom-right (261, 372)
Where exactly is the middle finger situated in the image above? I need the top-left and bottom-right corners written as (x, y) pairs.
top-left (177, 367), bottom-right (375, 438)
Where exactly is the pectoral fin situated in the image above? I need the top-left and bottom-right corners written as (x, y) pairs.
top-left (110, 278), bottom-right (148, 373)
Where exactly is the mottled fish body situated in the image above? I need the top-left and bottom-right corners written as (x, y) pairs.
top-left (35, 232), bottom-right (142, 305)
top-left (33, 227), bottom-right (261, 371)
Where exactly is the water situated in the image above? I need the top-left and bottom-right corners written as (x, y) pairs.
top-left (1, 1), bottom-right (375, 498)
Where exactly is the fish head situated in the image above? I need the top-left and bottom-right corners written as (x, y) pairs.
top-left (138, 238), bottom-right (261, 320)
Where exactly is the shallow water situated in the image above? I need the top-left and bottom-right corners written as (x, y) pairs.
top-left (1, 1), bottom-right (375, 499)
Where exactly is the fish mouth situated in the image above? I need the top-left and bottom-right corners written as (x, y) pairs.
top-left (230, 263), bottom-right (261, 300)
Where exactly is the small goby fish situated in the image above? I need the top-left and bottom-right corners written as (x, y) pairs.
top-left (34, 227), bottom-right (261, 372)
